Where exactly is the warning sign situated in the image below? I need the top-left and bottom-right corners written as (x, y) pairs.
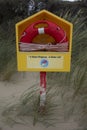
top-left (27, 55), bottom-right (64, 69)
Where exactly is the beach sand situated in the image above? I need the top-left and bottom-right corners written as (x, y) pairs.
top-left (0, 72), bottom-right (79, 130)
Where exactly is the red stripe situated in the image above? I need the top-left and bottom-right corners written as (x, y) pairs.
top-left (40, 72), bottom-right (46, 94)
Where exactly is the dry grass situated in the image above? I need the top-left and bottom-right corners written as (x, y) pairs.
top-left (0, 9), bottom-right (87, 129)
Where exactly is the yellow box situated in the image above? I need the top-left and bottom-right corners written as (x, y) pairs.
top-left (16, 10), bottom-right (73, 72)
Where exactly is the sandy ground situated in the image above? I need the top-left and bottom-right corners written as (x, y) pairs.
top-left (0, 72), bottom-right (79, 130)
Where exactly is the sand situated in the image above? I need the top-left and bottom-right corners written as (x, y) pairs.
top-left (0, 72), bottom-right (79, 130)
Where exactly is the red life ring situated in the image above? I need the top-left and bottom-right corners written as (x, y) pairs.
top-left (20, 20), bottom-right (68, 44)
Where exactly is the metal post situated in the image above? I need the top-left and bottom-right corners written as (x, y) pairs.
top-left (40, 72), bottom-right (46, 107)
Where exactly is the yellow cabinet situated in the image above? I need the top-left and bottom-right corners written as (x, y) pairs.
top-left (16, 10), bottom-right (73, 72)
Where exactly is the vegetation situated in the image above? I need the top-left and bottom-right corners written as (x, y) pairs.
top-left (0, 0), bottom-right (87, 129)
top-left (2, 84), bottom-right (60, 127)
top-left (0, 16), bottom-right (22, 80)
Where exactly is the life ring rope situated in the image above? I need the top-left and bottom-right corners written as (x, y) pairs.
top-left (19, 42), bottom-right (68, 52)
top-left (59, 31), bottom-right (67, 43)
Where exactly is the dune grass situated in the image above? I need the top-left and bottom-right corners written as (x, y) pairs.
top-left (1, 10), bottom-right (87, 129)
top-left (0, 16), bottom-right (22, 80)
top-left (2, 84), bottom-right (61, 127)
top-left (47, 10), bottom-right (87, 129)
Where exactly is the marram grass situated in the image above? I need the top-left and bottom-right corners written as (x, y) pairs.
top-left (2, 84), bottom-right (62, 127)
top-left (1, 10), bottom-right (87, 128)
top-left (0, 16), bottom-right (22, 80)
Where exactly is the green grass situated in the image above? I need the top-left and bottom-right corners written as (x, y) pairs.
top-left (47, 10), bottom-right (87, 129)
top-left (1, 9), bottom-right (87, 129)
top-left (2, 84), bottom-right (61, 127)
top-left (0, 16), bottom-right (22, 80)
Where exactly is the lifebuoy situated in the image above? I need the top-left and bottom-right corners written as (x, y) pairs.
top-left (20, 20), bottom-right (68, 44)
